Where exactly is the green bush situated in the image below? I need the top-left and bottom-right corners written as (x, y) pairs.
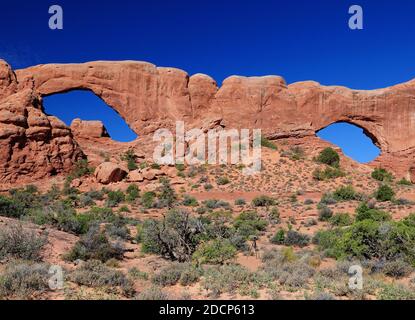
top-left (126, 184), bottom-right (140, 202)
top-left (106, 190), bottom-right (125, 207)
top-left (313, 167), bottom-right (345, 181)
top-left (271, 229), bottom-right (285, 245)
top-left (260, 136), bottom-right (277, 150)
top-left (284, 230), bottom-right (310, 247)
top-left (316, 148), bottom-right (340, 167)
top-left (330, 213), bottom-right (353, 227)
top-left (355, 203), bottom-right (391, 222)
top-left (398, 178), bottom-right (412, 186)
top-left (375, 185), bottom-right (395, 202)
top-left (121, 149), bottom-right (138, 171)
top-left (252, 195), bottom-right (276, 207)
top-left (193, 239), bottom-right (237, 265)
top-left (0, 224), bottom-right (47, 261)
top-left (69, 159), bottom-right (94, 180)
top-left (235, 198), bottom-right (246, 206)
top-left (65, 226), bottom-right (124, 262)
top-left (182, 195), bottom-right (199, 207)
top-left (216, 176), bottom-right (230, 185)
top-left (157, 178), bottom-right (177, 208)
top-left (0, 195), bottom-right (26, 218)
top-left (333, 185), bottom-right (357, 201)
top-left (314, 219), bottom-right (415, 264)
top-left (234, 211), bottom-right (268, 239)
top-left (141, 191), bottom-right (156, 209)
top-left (371, 168), bottom-right (393, 182)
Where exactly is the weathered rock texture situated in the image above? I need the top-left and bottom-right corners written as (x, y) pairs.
top-left (1, 59), bottom-right (415, 182)
top-left (0, 60), bottom-right (83, 182)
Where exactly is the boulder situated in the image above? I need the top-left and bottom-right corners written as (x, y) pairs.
top-left (94, 162), bottom-right (127, 184)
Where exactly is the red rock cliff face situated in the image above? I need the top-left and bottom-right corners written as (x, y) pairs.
top-left (0, 60), bottom-right (83, 183)
top-left (1, 59), bottom-right (415, 182)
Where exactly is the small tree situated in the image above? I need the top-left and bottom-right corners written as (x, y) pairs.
top-left (316, 148), bottom-right (340, 167)
top-left (121, 149), bottom-right (138, 171)
top-left (141, 209), bottom-right (205, 262)
top-left (375, 185), bottom-right (395, 202)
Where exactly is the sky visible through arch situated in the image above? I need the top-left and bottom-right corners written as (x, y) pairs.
top-left (1, 0), bottom-right (415, 160)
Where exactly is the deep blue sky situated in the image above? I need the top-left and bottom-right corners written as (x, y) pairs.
top-left (1, 0), bottom-right (414, 155)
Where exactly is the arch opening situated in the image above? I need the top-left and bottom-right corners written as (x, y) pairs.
top-left (43, 90), bottom-right (138, 143)
top-left (316, 122), bottom-right (381, 164)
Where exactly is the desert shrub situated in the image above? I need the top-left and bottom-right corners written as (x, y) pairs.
top-left (0, 195), bottom-right (26, 218)
top-left (182, 195), bottom-right (199, 207)
top-left (378, 283), bottom-right (415, 300)
top-left (202, 264), bottom-right (257, 297)
top-left (316, 148), bottom-right (340, 167)
top-left (70, 260), bottom-right (134, 296)
top-left (234, 211), bottom-right (268, 239)
top-left (128, 267), bottom-right (149, 281)
top-left (304, 199), bottom-right (314, 205)
top-left (314, 219), bottom-right (415, 264)
top-left (204, 183), bottom-right (213, 191)
top-left (261, 249), bottom-right (315, 289)
top-left (141, 191), bottom-right (156, 209)
top-left (151, 263), bottom-right (201, 287)
top-left (84, 189), bottom-right (105, 201)
top-left (141, 209), bottom-right (205, 262)
top-left (330, 213), bottom-right (353, 227)
top-left (68, 159), bottom-right (94, 180)
top-left (355, 203), bottom-right (391, 222)
top-left (333, 185), bottom-right (357, 201)
top-left (398, 178), bottom-right (412, 186)
top-left (126, 184), bottom-right (140, 202)
top-left (271, 229), bottom-right (285, 245)
top-left (0, 224), bottom-right (47, 261)
top-left (313, 166), bottom-right (345, 181)
top-left (289, 146), bottom-right (305, 160)
top-left (371, 168), bottom-right (393, 182)
top-left (105, 221), bottom-right (131, 240)
top-left (193, 239), bottom-right (237, 265)
top-left (137, 286), bottom-right (169, 300)
top-left (235, 198), bottom-right (246, 206)
top-left (0, 261), bottom-right (50, 299)
top-left (318, 206), bottom-right (333, 222)
top-left (308, 292), bottom-right (336, 300)
top-left (252, 195), bottom-right (276, 207)
top-left (284, 230), bottom-right (310, 247)
top-left (106, 190), bottom-right (125, 207)
top-left (152, 263), bottom-right (187, 286)
top-left (260, 136), bottom-right (277, 150)
top-left (179, 266), bottom-right (203, 286)
top-left (319, 193), bottom-right (337, 205)
top-left (121, 149), bottom-right (138, 171)
top-left (79, 194), bottom-right (96, 208)
top-left (216, 176), bottom-right (230, 185)
top-left (375, 184), bottom-right (395, 202)
top-left (157, 178), bottom-right (177, 208)
top-left (65, 226), bottom-right (124, 262)
top-left (202, 199), bottom-right (230, 210)
top-left (267, 207), bottom-right (281, 224)
top-left (378, 259), bottom-right (413, 278)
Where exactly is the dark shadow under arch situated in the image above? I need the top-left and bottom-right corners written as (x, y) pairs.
top-left (42, 90), bottom-right (138, 143)
top-left (316, 121), bottom-right (381, 163)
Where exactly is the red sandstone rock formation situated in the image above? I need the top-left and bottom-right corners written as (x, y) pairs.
top-left (1, 58), bottom-right (415, 182)
top-left (0, 60), bottom-right (83, 183)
